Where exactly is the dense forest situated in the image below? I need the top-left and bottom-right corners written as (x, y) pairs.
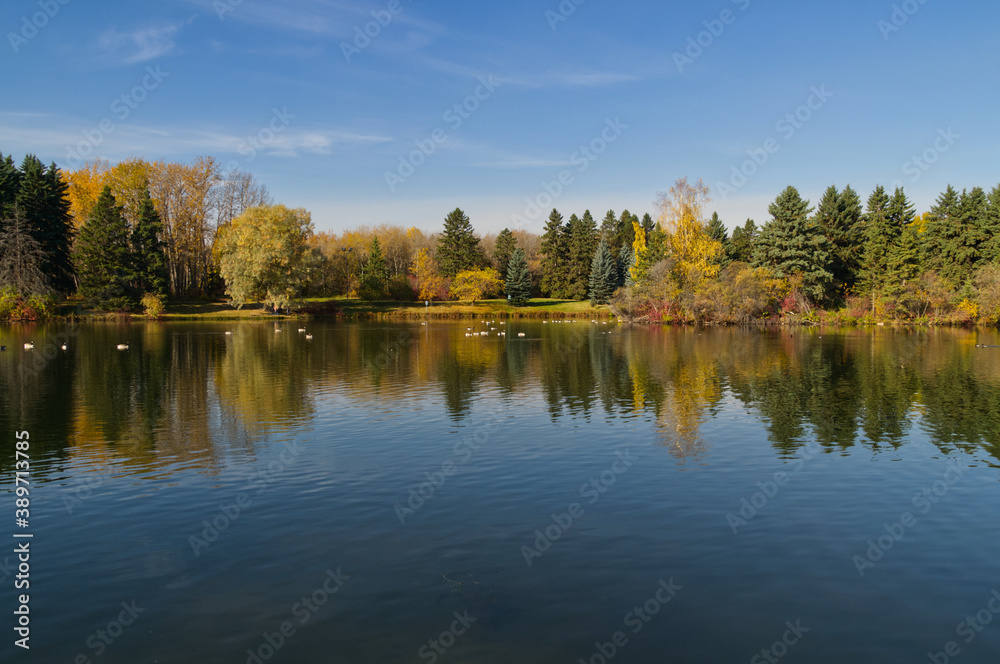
top-left (2, 148), bottom-right (1000, 324)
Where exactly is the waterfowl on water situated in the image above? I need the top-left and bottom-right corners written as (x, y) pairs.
top-left (298, 328), bottom-right (306, 332)
top-left (23, 341), bottom-right (34, 350)
top-left (225, 330), bottom-right (233, 335)
top-left (1, 345), bottom-right (6, 351)
top-left (116, 343), bottom-right (129, 350)
top-left (305, 333), bottom-right (313, 340)
top-left (61, 343), bottom-right (67, 350)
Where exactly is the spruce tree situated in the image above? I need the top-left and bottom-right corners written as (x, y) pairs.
top-left (359, 236), bottom-right (389, 299)
top-left (566, 211), bottom-right (597, 300)
top-left (0, 205), bottom-right (49, 295)
top-left (924, 185), bottom-right (960, 276)
top-left (540, 209), bottom-right (566, 297)
top-left (132, 188), bottom-right (168, 296)
top-left (436, 208), bottom-right (482, 277)
top-left (617, 244), bottom-right (633, 288)
top-left (493, 228), bottom-right (517, 282)
top-left (76, 186), bottom-right (136, 310)
top-left (641, 213), bottom-right (656, 236)
top-left (617, 210), bottom-right (637, 252)
top-left (814, 185), bottom-right (863, 299)
top-left (505, 247), bottom-right (531, 306)
top-left (16, 156), bottom-right (75, 293)
top-left (728, 219), bottom-right (757, 264)
top-left (589, 240), bottom-right (617, 305)
top-left (707, 211), bottom-right (730, 266)
top-left (753, 186), bottom-right (832, 303)
top-left (950, 187), bottom-right (988, 284)
top-left (599, 210), bottom-right (617, 251)
top-left (0, 152), bottom-right (21, 230)
top-left (982, 183), bottom-right (1000, 265)
top-left (860, 185), bottom-right (896, 300)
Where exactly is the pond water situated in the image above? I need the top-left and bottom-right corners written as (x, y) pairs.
top-left (3, 321), bottom-right (1000, 663)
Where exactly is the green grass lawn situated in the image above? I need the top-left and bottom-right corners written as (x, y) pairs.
top-left (54, 297), bottom-right (614, 321)
top-left (332, 297), bottom-right (614, 319)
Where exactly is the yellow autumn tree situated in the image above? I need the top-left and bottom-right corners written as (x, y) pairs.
top-left (449, 268), bottom-right (502, 304)
top-left (656, 177), bottom-right (721, 290)
top-left (64, 159), bottom-right (112, 228)
top-left (412, 248), bottom-right (445, 300)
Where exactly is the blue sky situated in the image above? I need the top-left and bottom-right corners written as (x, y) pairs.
top-left (1, 0), bottom-right (998, 234)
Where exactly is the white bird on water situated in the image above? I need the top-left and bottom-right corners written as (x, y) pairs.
top-left (61, 343), bottom-right (67, 350)
top-left (116, 343), bottom-right (129, 350)
top-left (23, 341), bottom-right (34, 350)
top-left (305, 333), bottom-right (313, 340)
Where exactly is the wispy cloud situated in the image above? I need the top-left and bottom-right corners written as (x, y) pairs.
top-left (0, 112), bottom-right (390, 166)
top-left (99, 22), bottom-right (181, 64)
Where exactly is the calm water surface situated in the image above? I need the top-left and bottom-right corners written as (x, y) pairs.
top-left (2, 321), bottom-right (1000, 663)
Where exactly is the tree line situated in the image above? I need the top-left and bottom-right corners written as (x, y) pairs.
top-left (3, 146), bottom-right (1000, 323)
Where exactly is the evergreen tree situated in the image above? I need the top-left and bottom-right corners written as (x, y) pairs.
top-left (15, 155), bottom-right (75, 293)
top-left (950, 187), bottom-right (988, 284)
top-left (492, 228), bottom-right (517, 281)
top-left (599, 209), bottom-right (617, 251)
top-left (813, 185), bottom-right (863, 299)
top-left (505, 247), bottom-right (531, 306)
top-left (924, 185), bottom-right (960, 276)
top-left (982, 183), bottom-right (1000, 265)
top-left (588, 240), bottom-right (617, 305)
top-left (617, 210), bottom-right (637, 253)
top-left (0, 205), bottom-right (49, 295)
top-left (707, 211), bottom-right (727, 243)
top-left (641, 213), bottom-right (656, 236)
top-left (566, 211), bottom-right (598, 299)
top-left (0, 152), bottom-right (21, 229)
top-left (617, 244), bottom-right (633, 288)
top-left (436, 208), bottom-right (482, 277)
top-left (707, 211), bottom-right (730, 266)
top-left (131, 188), bottom-right (168, 297)
top-left (76, 186), bottom-right (136, 310)
top-left (888, 221), bottom-right (922, 290)
top-left (753, 186), bottom-right (832, 303)
top-left (728, 219), bottom-right (757, 264)
top-left (540, 209), bottom-right (566, 297)
top-left (859, 185), bottom-right (896, 300)
top-left (359, 236), bottom-right (389, 299)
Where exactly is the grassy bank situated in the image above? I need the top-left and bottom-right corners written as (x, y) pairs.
top-left (41, 297), bottom-right (616, 322)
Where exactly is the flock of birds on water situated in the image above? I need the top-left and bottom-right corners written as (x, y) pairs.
top-left (456, 318), bottom-right (615, 339)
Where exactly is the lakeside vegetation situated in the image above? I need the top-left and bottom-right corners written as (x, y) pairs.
top-left (2, 149), bottom-right (1000, 326)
